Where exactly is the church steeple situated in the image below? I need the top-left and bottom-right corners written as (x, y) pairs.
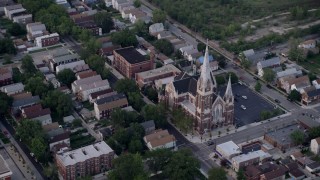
top-left (197, 40), bottom-right (213, 94)
top-left (224, 75), bottom-right (233, 102)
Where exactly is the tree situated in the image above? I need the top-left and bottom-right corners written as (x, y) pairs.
top-left (288, 89), bottom-right (301, 101)
top-left (84, 38), bottom-right (101, 55)
top-left (208, 167), bottom-right (227, 180)
top-left (0, 92), bottom-right (13, 114)
top-left (290, 130), bottom-right (304, 145)
top-left (108, 153), bottom-right (148, 180)
top-left (143, 86), bottom-right (158, 102)
top-left (154, 39), bottom-right (174, 56)
top-left (134, 0), bottom-right (141, 8)
top-left (3, 54), bottom-right (12, 64)
top-left (56, 69), bottom-right (76, 87)
top-left (94, 12), bottom-right (114, 34)
top-left (16, 119), bottom-right (44, 145)
top-left (164, 149), bottom-right (201, 180)
top-left (42, 90), bottom-right (73, 118)
top-left (7, 23), bottom-right (27, 36)
top-left (111, 29), bottom-right (138, 47)
top-left (240, 59), bottom-right (251, 69)
top-left (152, 9), bottom-right (166, 23)
top-left (226, 72), bottom-right (238, 84)
top-left (128, 92), bottom-right (146, 112)
top-left (288, 39), bottom-right (305, 62)
top-left (146, 148), bottom-right (173, 173)
top-left (255, 81), bottom-right (262, 92)
top-left (43, 165), bottom-right (59, 180)
top-left (262, 68), bottom-right (275, 83)
top-left (197, 42), bottom-right (206, 52)
top-left (21, 55), bottom-right (37, 75)
top-left (237, 169), bottom-right (246, 180)
top-left (0, 38), bottom-right (16, 55)
top-left (25, 77), bottom-right (50, 97)
top-left (86, 55), bottom-right (110, 79)
top-left (141, 104), bottom-right (167, 128)
top-left (216, 75), bottom-right (226, 85)
top-left (128, 138), bottom-right (143, 153)
top-left (217, 56), bottom-right (226, 68)
top-left (308, 73), bottom-right (317, 83)
top-left (172, 108), bottom-right (193, 134)
top-left (308, 126), bottom-right (320, 140)
top-left (106, 138), bottom-right (122, 155)
top-left (260, 110), bottom-right (272, 120)
top-left (30, 137), bottom-right (47, 160)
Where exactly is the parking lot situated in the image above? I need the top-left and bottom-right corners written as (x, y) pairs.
top-left (219, 83), bottom-right (276, 127)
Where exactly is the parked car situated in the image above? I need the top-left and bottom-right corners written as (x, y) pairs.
top-left (266, 84), bottom-right (272, 89)
top-left (241, 105), bottom-right (246, 110)
top-left (253, 76), bottom-right (259, 80)
top-left (242, 96), bottom-right (247, 100)
top-left (275, 99), bottom-right (280, 103)
top-left (206, 140), bottom-right (215, 146)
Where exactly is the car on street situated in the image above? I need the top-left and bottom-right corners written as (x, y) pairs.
top-left (242, 96), bottom-right (247, 100)
top-left (275, 99), bottom-right (280, 103)
top-left (266, 84), bottom-right (272, 89)
top-left (206, 140), bottom-right (215, 146)
top-left (241, 105), bottom-right (246, 110)
top-left (253, 76), bottom-right (259, 80)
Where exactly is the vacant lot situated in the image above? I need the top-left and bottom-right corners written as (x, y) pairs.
top-left (149, 0), bottom-right (320, 39)
top-left (298, 54), bottom-right (320, 74)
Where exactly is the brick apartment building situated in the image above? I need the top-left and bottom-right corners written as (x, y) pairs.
top-left (94, 93), bottom-right (128, 120)
top-left (70, 13), bottom-right (101, 36)
top-left (35, 33), bottom-right (60, 47)
top-left (55, 141), bottom-right (114, 180)
top-left (113, 47), bottom-right (154, 78)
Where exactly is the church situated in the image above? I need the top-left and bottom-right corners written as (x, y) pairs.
top-left (162, 44), bottom-right (234, 134)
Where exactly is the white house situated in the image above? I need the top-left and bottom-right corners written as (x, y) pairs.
top-left (149, 23), bottom-right (164, 35)
top-left (312, 79), bottom-right (320, 89)
top-left (257, 57), bottom-right (281, 77)
top-left (71, 75), bottom-right (102, 93)
top-left (0, 83), bottom-right (24, 95)
top-left (311, 137), bottom-right (320, 154)
top-left (179, 45), bottom-right (195, 56)
top-left (34, 114), bottom-right (52, 126)
top-left (299, 40), bottom-right (316, 49)
top-left (78, 79), bottom-right (110, 101)
top-left (157, 31), bottom-right (172, 40)
top-left (55, 60), bottom-right (86, 73)
top-left (143, 129), bottom-right (176, 150)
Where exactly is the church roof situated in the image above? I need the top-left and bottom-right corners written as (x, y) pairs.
top-left (173, 77), bottom-right (198, 96)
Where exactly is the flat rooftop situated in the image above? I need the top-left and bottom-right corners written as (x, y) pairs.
top-left (265, 124), bottom-right (303, 146)
top-left (56, 141), bottom-right (113, 166)
top-left (136, 64), bottom-right (181, 79)
top-left (216, 141), bottom-right (241, 157)
top-left (114, 47), bottom-right (147, 64)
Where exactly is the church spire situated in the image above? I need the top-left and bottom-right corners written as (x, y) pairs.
top-left (224, 75), bottom-right (233, 100)
top-left (198, 40), bottom-right (212, 89)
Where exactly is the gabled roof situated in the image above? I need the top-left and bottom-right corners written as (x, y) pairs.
top-left (172, 76), bottom-right (198, 96)
top-left (258, 57), bottom-right (281, 68)
top-left (22, 104), bottom-right (51, 119)
top-left (306, 161), bottom-right (320, 169)
top-left (289, 168), bottom-right (304, 178)
top-left (140, 120), bottom-right (155, 130)
top-left (12, 96), bottom-right (40, 108)
top-left (261, 166), bottom-right (287, 179)
top-left (49, 131), bottom-right (70, 143)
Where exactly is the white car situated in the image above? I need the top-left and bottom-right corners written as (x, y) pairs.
top-left (242, 96), bottom-right (247, 99)
top-left (241, 105), bottom-right (246, 110)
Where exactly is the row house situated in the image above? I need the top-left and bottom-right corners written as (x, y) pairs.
top-left (21, 104), bottom-right (52, 125)
top-left (88, 88), bottom-right (114, 103)
top-left (278, 75), bottom-right (310, 94)
top-left (77, 79), bottom-right (110, 101)
top-left (26, 22), bottom-right (48, 41)
top-left (0, 82), bottom-right (24, 95)
top-left (112, 0), bottom-right (132, 11)
top-left (75, 70), bottom-right (97, 80)
top-left (55, 141), bottom-right (114, 180)
top-left (11, 95), bottom-right (40, 115)
top-left (0, 67), bottom-right (13, 87)
top-left (71, 75), bottom-right (102, 93)
top-left (49, 131), bottom-right (70, 153)
top-left (94, 93), bottom-right (128, 120)
top-left (35, 33), bottom-right (60, 48)
top-left (70, 13), bottom-right (101, 36)
top-left (301, 88), bottom-right (320, 105)
top-left (113, 47), bottom-right (154, 79)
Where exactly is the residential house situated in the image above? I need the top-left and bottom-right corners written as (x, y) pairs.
top-left (311, 137), bottom-right (320, 155)
top-left (240, 49), bottom-right (265, 66)
top-left (98, 127), bottom-right (113, 140)
top-left (55, 0), bottom-right (71, 9)
top-left (0, 67), bottom-right (12, 87)
top-left (12, 14), bottom-right (32, 25)
top-left (48, 49), bottom-right (79, 71)
top-left (0, 154), bottom-right (12, 180)
top-left (77, 79), bottom-right (110, 101)
top-left (71, 75), bottom-right (102, 93)
top-left (94, 93), bottom-right (128, 120)
top-left (35, 33), bottom-right (60, 48)
top-left (11, 92), bottom-right (32, 101)
top-left (43, 122), bottom-right (60, 133)
top-left (4, 4), bottom-right (25, 19)
top-left (11, 95), bottom-right (40, 115)
top-left (216, 141), bottom-right (241, 160)
top-left (179, 45), bottom-right (194, 56)
top-left (184, 48), bottom-right (199, 60)
top-left (76, 70), bottom-right (97, 80)
top-left (298, 118), bottom-right (320, 130)
top-left (149, 23), bottom-right (164, 35)
top-left (140, 120), bottom-right (155, 135)
top-left (26, 22), bottom-right (48, 41)
top-left (244, 162), bottom-right (281, 180)
top-left (264, 124), bottom-right (303, 151)
top-left (55, 60), bottom-right (88, 73)
top-left (312, 79), bottom-right (320, 89)
top-left (55, 141), bottom-right (114, 180)
top-left (231, 150), bottom-right (272, 172)
top-left (112, 0), bottom-right (132, 10)
top-left (113, 47), bottom-right (154, 78)
top-left (143, 129), bottom-right (176, 150)
top-left (278, 75), bottom-right (310, 94)
top-left (276, 68), bottom-right (302, 79)
top-left (88, 88), bottom-right (114, 103)
top-left (157, 31), bottom-right (173, 40)
top-left (63, 115), bottom-right (75, 123)
top-left (299, 40), bottom-right (316, 49)
top-left (173, 42), bottom-right (189, 51)
top-left (301, 88), bottom-right (320, 105)
top-left (70, 13), bottom-right (101, 36)
top-left (120, 5), bottom-right (135, 18)
top-left (0, 83), bottom-right (24, 95)
top-left (49, 131), bottom-right (70, 152)
top-left (129, 9), bottom-right (150, 24)
top-left (289, 168), bottom-right (305, 180)
top-left (306, 161), bottom-right (320, 173)
top-left (187, 52), bottom-right (203, 62)
top-left (290, 151), bottom-right (304, 161)
top-left (0, 0), bottom-right (14, 16)
top-left (257, 57), bottom-right (281, 77)
top-left (156, 53), bottom-right (174, 65)
top-left (260, 166), bottom-right (287, 180)
top-left (21, 104), bottom-right (52, 125)
top-left (135, 64), bottom-right (181, 87)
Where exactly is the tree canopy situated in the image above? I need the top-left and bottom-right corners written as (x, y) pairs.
top-left (16, 119), bottom-right (44, 145)
top-left (290, 130), bottom-right (305, 145)
top-left (262, 68), bottom-right (275, 83)
top-left (288, 89), bottom-right (301, 101)
top-left (172, 107), bottom-right (193, 134)
top-left (288, 38), bottom-right (305, 62)
top-left (111, 29), bottom-right (138, 47)
top-left (208, 167), bottom-right (227, 180)
top-left (42, 90), bottom-right (73, 118)
top-left (94, 12), bottom-right (114, 34)
top-left (152, 9), bottom-right (166, 23)
top-left (56, 69), bottom-right (76, 87)
top-left (134, 0), bottom-right (141, 8)
top-left (86, 55), bottom-right (110, 80)
top-left (255, 81), bottom-right (262, 92)
top-left (7, 23), bottom-right (27, 36)
top-left (0, 38), bottom-right (16, 55)
top-left (0, 92), bottom-right (13, 114)
top-left (154, 39), bottom-right (174, 56)
top-left (146, 148), bottom-right (173, 173)
top-left (108, 153), bottom-right (148, 180)
top-left (141, 104), bottom-right (167, 128)
top-left (21, 55), bottom-right (37, 75)
top-left (25, 77), bottom-right (51, 97)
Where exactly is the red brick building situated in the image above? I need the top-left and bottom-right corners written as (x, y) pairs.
top-left (113, 47), bottom-right (154, 78)
top-left (55, 141), bottom-right (114, 180)
top-left (35, 33), bottom-right (60, 47)
top-left (0, 67), bottom-right (13, 87)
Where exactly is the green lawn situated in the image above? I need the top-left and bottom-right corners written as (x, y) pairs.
top-left (298, 54), bottom-right (320, 74)
top-left (82, 101), bottom-right (94, 111)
